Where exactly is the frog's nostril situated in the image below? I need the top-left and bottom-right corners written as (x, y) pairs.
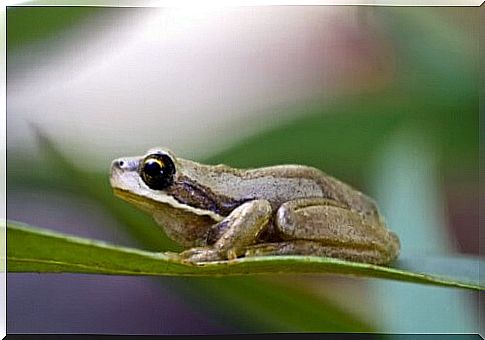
top-left (112, 158), bottom-right (140, 172)
top-left (111, 159), bottom-right (124, 171)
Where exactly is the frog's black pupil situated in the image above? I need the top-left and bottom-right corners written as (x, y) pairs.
top-left (140, 154), bottom-right (175, 190)
top-left (144, 160), bottom-right (162, 176)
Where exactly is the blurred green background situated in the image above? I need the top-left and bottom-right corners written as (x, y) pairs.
top-left (6, 6), bottom-right (480, 334)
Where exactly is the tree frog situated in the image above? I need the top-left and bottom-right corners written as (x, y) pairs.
top-left (110, 148), bottom-right (400, 265)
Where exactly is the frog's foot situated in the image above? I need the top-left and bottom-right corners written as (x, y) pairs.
top-left (179, 247), bottom-right (229, 263)
top-left (243, 241), bottom-right (396, 265)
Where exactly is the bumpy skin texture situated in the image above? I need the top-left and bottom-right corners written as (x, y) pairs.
top-left (110, 148), bottom-right (400, 265)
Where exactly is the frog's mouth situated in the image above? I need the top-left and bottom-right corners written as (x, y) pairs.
top-left (112, 187), bottom-right (224, 222)
top-left (112, 188), bottom-right (162, 214)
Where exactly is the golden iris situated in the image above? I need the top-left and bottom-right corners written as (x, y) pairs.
top-left (139, 154), bottom-right (175, 190)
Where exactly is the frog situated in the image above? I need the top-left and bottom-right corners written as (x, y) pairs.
top-left (109, 147), bottom-right (400, 265)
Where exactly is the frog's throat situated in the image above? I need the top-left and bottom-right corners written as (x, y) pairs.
top-left (112, 188), bottom-right (224, 222)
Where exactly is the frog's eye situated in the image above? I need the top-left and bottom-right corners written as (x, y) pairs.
top-left (139, 153), bottom-right (176, 190)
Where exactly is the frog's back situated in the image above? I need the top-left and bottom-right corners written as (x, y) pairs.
top-left (180, 160), bottom-right (381, 220)
top-left (216, 164), bottom-right (379, 217)
top-left (244, 165), bottom-right (379, 216)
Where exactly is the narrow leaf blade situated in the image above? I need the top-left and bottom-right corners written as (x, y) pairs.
top-left (6, 220), bottom-right (483, 291)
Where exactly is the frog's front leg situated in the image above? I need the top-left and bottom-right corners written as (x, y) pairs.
top-left (180, 199), bottom-right (272, 263)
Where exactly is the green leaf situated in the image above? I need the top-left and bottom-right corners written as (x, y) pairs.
top-left (6, 220), bottom-right (483, 291)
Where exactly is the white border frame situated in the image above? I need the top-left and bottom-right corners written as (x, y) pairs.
top-left (1, 1), bottom-right (482, 339)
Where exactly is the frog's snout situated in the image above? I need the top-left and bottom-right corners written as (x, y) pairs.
top-left (111, 157), bottom-right (140, 174)
top-left (110, 159), bottom-right (126, 181)
top-left (110, 159), bottom-right (125, 188)
top-left (110, 157), bottom-right (143, 192)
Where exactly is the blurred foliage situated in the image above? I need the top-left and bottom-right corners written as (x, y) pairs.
top-left (209, 92), bottom-right (477, 185)
top-left (7, 7), bottom-right (101, 51)
top-left (6, 6), bottom-right (479, 333)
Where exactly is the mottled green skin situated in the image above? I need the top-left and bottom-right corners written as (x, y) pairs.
top-left (110, 148), bottom-right (400, 265)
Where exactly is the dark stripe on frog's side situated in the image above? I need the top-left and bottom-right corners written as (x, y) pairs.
top-left (166, 175), bottom-right (251, 216)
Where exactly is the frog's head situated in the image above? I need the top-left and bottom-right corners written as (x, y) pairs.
top-left (110, 147), bottom-right (180, 214)
top-left (110, 147), bottom-right (223, 221)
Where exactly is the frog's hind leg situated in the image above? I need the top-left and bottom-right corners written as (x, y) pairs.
top-left (263, 198), bottom-right (400, 265)
top-left (243, 240), bottom-right (393, 265)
